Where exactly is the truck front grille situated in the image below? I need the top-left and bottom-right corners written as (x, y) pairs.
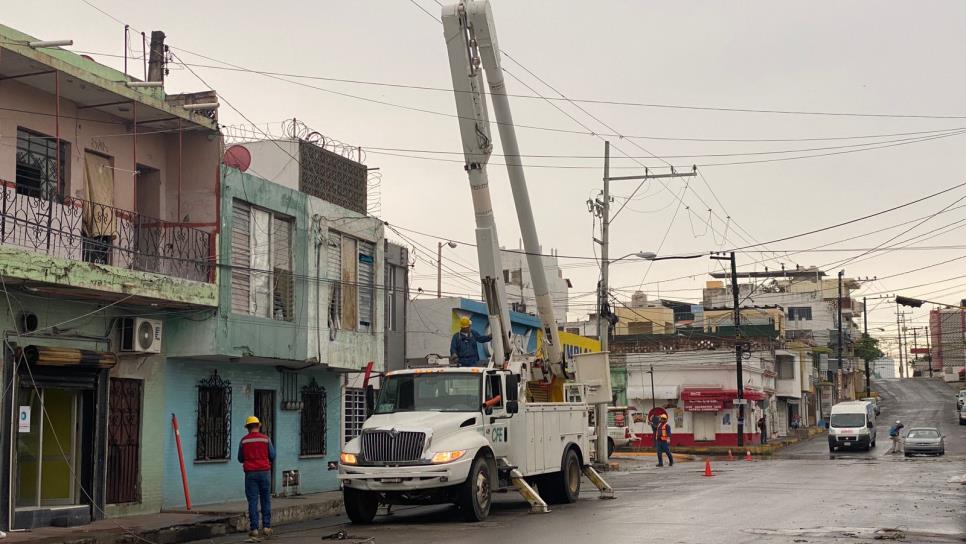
top-left (360, 430), bottom-right (426, 463)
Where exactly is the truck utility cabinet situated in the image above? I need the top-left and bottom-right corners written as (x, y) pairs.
top-left (509, 403), bottom-right (591, 476)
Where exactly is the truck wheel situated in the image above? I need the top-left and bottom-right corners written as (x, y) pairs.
top-left (542, 448), bottom-right (581, 505)
top-left (607, 438), bottom-right (615, 458)
top-left (343, 487), bottom-right (379, 524)
top-left (458, 455), bottom-right (492, 522)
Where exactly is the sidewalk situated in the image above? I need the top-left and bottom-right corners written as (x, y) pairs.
top-left (1, 491), bottom-right (344, 544)
top-left (619, 427), bottom-right (825, 458)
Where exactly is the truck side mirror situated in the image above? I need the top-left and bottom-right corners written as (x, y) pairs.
top-left (867, 421), bottom-right (873, 429)
top-left (483, 404), bottom-right (493, 415)
top-left (506, 400), bottom-right (519, 414)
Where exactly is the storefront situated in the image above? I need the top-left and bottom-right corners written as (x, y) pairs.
top-left (1, 345), bottom-right (112, 530)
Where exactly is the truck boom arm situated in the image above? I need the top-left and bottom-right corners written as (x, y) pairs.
top-left (442, 0), bottom-right (565, 377)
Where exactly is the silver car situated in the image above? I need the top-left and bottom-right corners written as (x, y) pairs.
top-left (903, 428), bottom-right (945, 457)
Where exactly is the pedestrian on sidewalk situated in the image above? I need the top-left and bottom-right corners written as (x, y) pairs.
top-left (238, 416), bottom-right (276, 540)
top-left (655, 413), bottom-right (673, 467)
top-left (757, 415), bottom-right (768, 445)
top-left (887, 420), bottom-right (905, 454)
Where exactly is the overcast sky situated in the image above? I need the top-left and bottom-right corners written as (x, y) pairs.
top-left (6, 1), bottom-right (965, 355)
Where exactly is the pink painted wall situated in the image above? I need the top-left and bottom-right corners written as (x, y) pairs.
top-left (0, 78), bottom-right (220, 226)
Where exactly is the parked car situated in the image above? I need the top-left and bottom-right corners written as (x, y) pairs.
top-left (903, 427), bottom-right (945, 456)
top-left (959, 403), bottom-right (966, 426)
top-left (957, 390), bottom-right (966, 410)
top-left (861, 397), bottom-right (881, 415)
top-left (589, 406), bottom-right (636, 456)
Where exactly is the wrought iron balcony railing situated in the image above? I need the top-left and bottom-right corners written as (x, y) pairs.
top-left (0, 184), bottom-right (212, 283)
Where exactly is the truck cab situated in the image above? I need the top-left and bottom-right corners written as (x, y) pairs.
top-left (339, 367), bottom-right (593, 523)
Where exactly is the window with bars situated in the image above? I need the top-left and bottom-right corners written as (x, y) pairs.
top-left (231, 199), bottom-right (294, 320)
top-left (343, 387), bottom-right (367, 446)
top-left (196, 371), bottom-right (232, 461)
top-left (327, 230), bottom-right (375, 335)
top-left (787, 307), bottom-right (813, 321)
top-left (300, 378), bottom-right (327, 456)
top-left (15, 127), bottom-right (69, 200)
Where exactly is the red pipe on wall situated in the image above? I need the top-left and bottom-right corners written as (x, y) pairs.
top-left (171, 413), bottom-right (192, 510)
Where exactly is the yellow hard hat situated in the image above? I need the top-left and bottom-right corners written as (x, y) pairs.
top-left (245, 416), bottom-right (260, 426)
top-left (660, 414), bottom-right (668, 420)
top-left (459, 316), bottom-right (471, 328)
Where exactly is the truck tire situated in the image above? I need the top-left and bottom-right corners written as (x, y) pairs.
top-left (343, 487), bottom-right (379, 524)
top-left (458, 455), bottom-right (492, 522)
top-left (607, 438), bottom-right (616, 458)
top-left (541, 447), bottom-right (581, 505)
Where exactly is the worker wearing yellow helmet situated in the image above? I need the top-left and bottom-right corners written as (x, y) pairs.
top-left (238, 415), bottom-right (276, 539)
top-left (449, 315), bottom-right (492, 367)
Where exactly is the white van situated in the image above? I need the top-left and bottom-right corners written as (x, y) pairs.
top-left (828, 400), bottom-right (876, 452)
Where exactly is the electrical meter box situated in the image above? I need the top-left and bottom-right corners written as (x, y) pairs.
top-left (573, 351), bottom-right (613, 404)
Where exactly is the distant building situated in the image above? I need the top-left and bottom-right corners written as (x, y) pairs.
top-left (870, 357), bottom-right (897, 379)
top-left (500, 245), bottom-right (571, 322)
top-left (930, 308), bottom-right (965, 382)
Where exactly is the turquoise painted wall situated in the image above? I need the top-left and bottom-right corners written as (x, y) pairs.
top-left (165, 166), bottom-right (311, 361)
top-left (161, 359), bottom-right (342, 508)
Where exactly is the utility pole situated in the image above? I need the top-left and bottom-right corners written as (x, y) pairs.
top-left (592, 141), bottom-right (696, 462)
top-left (837, 270), bottom-right (844, 373)
top-left (912, 327), bottom-right (919, 376)
top-left (436, 241), bottom-right (457, 298)
top-left (649, 364), bottom-right (656, 413)
top-left (863, 295), bottom-right (870, 397)
top-left (895, 304), bottom-right (905, 379)
top-left (901, 314), bottom-right (910, 378)
top-left (711, 252), bottom-right (744, 447)
top-left (925, 326), bottom-right (933, 378)
top-left (595, 141), bottom-right (611, 465)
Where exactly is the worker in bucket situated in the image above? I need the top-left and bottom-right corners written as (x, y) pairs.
top-left (450, 316), bottom-right (492, 367)
top-left (238, 416), bottom-right (276, 540)
top-left (655, 413), bottom-right (674, 467)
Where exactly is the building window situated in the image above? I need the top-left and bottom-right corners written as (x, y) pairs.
top-left (15, 127), bottom-right (69, 199)
top-left (787, 307), bottom-right (812, 321)
top-left (386, 267), bottom-right (398, 332)
top-left (300, 378), bottom-right (327, 456)
top-left (196, 371), bottom-right (232, 461)
top-left (344, 387), bottom-right (367, 446)
top-left (777, 358), bottom-right (795, 379)
top-left (328, 231), bottom-right (375, 335)
top-left (230, 200), bottom-right (294, 320)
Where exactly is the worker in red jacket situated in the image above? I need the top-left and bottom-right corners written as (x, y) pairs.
top-left (238, 416), bottom-right (276, 540)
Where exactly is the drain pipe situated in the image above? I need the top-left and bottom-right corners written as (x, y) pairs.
top-left (171, 413), bottom-right (191, 510)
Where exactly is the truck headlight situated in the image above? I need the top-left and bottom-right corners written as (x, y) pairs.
top-left (430, 450), bottom-right (467, 464)
top-left (340, 452), bottom-right (359, 465)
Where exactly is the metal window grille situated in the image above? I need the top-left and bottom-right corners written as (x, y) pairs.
top-left (300, 378), bottom-right (327, 456)
top-left (344, 387), bottom-right (367, 445)
top-left (196, 371), bottom-right (232, 460)
top-left (15, 127), bottom-right (69, 200)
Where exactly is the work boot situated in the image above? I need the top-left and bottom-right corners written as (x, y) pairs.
top-left (247, 530), bottom-right (261, 541)
top-left (262, 528), bottom-right (274, 539)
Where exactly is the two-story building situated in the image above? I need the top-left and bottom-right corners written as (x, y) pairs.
top-left (160, 129), bottom-right (386, 509)
top-left (0, 27), bottom-right (221, 529)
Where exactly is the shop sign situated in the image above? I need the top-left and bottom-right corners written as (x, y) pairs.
top-left (684, 398), bottom-right (723, 412)
top-left (18, 406), bottom-right (30, 433)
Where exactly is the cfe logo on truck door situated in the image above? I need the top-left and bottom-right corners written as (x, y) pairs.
top-left (488, 426), bottom-right (508, 443)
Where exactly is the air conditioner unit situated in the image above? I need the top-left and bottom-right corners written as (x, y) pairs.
top-left (120, 317), bottom-right (163, 354)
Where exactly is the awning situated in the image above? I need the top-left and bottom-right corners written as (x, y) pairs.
top-left (627, 385), bottom-right (680, 400)
top-left (680, 387), bottom-right (767, 411)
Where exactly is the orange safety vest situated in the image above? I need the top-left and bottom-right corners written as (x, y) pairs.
top-left (657, 422), bottom-right (669, 442)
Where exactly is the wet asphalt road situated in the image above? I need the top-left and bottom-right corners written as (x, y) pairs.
top-left (208, 378), bottom-right (965, 544)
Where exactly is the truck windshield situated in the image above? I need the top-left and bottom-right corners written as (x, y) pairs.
top-left (375, 373), bottom-right (482, 414)
top-left (830, 413), bottom-right (866, 428)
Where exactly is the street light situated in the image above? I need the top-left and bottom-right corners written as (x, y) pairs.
top-left (437, 241), bottom-right (457, 298)
top-left (610, 251), bottom-right (656, 263)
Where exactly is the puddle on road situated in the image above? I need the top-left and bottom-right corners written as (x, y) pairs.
top-left (745, 526), bottom-right (965, 542)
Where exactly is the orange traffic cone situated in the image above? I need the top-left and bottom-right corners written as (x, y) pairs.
top-left (744, 450), bottom-right (753, 461)
top-left (703, 458), bottom-right (714, 477)
top-left (727, 449), bottom-right (734, 461)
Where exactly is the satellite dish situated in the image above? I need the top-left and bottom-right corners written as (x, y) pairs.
top-left (137, 320), bottom-right (155, 351)
top-left (223, 145), bottom-right (251, 172)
